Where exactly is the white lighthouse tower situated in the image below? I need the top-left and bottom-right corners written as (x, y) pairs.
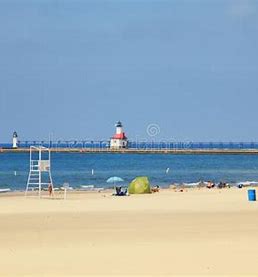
top-left (12, 131), bottom-right (18, 148)
top-left (110, 121), bottom-right (128, 149)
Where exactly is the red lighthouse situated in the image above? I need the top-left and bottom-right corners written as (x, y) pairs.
top-left (110, 121), bottom-right (128, 149)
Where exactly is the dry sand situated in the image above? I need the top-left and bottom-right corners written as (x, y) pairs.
top-left (0, 188), bottom-right (258, 276)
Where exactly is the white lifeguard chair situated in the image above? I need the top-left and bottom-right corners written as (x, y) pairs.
top-left (25, 146), bottom-right (53, 197)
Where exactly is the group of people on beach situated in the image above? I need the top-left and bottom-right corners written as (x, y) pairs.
top-left (206, 181), bottom-right (229, 189)
top-left (47, 180), bottom-right (236, 198)
top-left (113, 185), bottom-right (160, 196)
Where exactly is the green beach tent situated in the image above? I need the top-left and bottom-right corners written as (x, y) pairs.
top-left (128, 177), bottom-right (151, 194)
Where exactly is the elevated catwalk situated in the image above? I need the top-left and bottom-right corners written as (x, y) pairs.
top-left (2, 147), bottom-right (258, 155)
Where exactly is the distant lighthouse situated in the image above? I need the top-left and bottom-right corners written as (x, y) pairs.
top-left (12, 131), bottom-right (18, 148)
top-left (110, 121), bottom-right (128, 149)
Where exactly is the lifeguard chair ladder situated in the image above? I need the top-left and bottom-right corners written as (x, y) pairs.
top-left (25, 146), bottom-right (53, 197)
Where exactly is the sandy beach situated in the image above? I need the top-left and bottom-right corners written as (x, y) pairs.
top-left (0, 188), bottom-right (258, 276)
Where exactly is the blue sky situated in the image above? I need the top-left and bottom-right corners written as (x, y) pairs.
top-left (0, 0), bottom-right (258, 142)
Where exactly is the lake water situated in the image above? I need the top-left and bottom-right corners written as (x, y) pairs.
top-left (1, 153), bottom-right (258, 190)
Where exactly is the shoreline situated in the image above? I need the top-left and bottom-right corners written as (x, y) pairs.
top-left (0, 185), bottom-right (254, 197)
top-left (1, 182), bottom-right (257, 195)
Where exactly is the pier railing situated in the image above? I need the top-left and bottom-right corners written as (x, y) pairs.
top-left (1, 141), bottom-right (258, 150)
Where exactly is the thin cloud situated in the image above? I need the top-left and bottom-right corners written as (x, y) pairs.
top-left (228, 0), bottom-right (257, 18)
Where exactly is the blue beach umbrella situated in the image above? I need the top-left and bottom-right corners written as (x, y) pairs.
top-left (107, 176), bottom-right (124, 187)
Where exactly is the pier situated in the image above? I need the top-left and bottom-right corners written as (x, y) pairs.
top-left (1, 140), bottom-right (258, 154)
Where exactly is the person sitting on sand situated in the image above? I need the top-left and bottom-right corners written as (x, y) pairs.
top-left (151, 185), bottom-right (160, 193)
top-left (218, 182), bottom-right (223, 189)
top-left (218, 182), bottom-right (227, 189)
top-left (206, 181), bottom-right (215, 189)
top-left (114, 186), bottom-right (127, 196)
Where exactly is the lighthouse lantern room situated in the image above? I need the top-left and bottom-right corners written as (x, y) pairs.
top-left (110, 121), bottom-right (128, 149)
